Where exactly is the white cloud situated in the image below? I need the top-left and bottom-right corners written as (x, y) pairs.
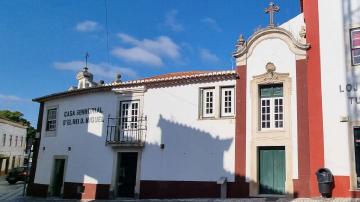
top-left (54, 61), bottom-right (138, 80)
top-left (164, 9), bottom-right (184, 32)
top-left (75, 20), bottom-right (101, 32)
top-left (199, 48), bottom-right (219, 64)
top-left (112, 33), bottom-right (181, 66)
top-left (201, 17), bottom-right (222, 32)
top-left (112, 47), bottom-right (163, 66)
top-left (0, 94), bottom-right (30, 103)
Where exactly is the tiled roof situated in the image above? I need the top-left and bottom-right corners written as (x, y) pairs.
top-left (143, 71), bottom-right (211, 80)
top-left (33, 70), bottom-right (237, 102)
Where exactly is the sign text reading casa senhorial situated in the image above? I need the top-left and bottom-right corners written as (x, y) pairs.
top-left (63, 107), bottom-right (104, 126)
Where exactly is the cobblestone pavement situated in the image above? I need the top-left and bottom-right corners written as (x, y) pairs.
top-left (1, 176), bottom-right (360, 202)
top-left (5, 198), bottom-right (360, 202)
top-left (0, 176), bottom-right (26, 201)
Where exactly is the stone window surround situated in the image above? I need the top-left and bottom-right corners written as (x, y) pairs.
top-left (198, 85), bottom-right (236, 120)
top-left (249, 70), bottom-right (294, 197)
top-left (44, 105), bottom-right (59, 137)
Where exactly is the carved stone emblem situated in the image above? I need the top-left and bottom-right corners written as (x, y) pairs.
top-left (263, 62), bottom-right (278, 83)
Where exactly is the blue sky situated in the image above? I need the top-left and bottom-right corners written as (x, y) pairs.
top-left (0, 0), bottom-right (300, 126)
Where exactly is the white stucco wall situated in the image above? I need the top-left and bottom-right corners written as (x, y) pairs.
top-left (245, 38), bottom-right (299, 180)
top-left (318, 0), bottom-right (360, 176)
top-left (0, 121), bottom-right (27, 171)
top-left (141, 80), bottom-right (236, 182)
top-left (34, 92), bottom-right (116, 185)
top-left (35, 78), bottom-right (236, 185)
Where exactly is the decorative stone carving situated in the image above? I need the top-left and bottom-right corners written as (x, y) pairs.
top-left (299, 25), bottom-right (306, 43)
top-left (235, 34), bottom-right (246, 52)
top-left (266, 62), bottom-right (276, 73)
top-left (114, 73), bottom-right (122, 83)
top-left (252, 62), bottom-right (289, 85)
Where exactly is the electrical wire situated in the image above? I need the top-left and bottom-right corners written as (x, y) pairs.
top-left (104, 0), bottom-right (111, 65)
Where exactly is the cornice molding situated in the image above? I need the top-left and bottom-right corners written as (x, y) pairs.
top-left (234, 27), bottom-right (310, 65)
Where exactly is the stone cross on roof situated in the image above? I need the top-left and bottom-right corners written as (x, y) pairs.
top-left (265, 2), bottom-right (280, 27)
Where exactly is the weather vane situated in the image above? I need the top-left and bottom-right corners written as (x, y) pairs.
top-left (265, 2), bottom-right (280, 27)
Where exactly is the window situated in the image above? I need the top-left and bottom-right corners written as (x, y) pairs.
top-left (260, 84), bottom-right (284, 129)
top-left (46, 108), bottom-right (57, 131)
top-left (201, 88), bottom-right (215, 118)
top-left (120, 101), bottom-right (140, 141)
top-left (9, 135), bottom-right (12, 146)
top-left (15, 136), bottom-right (18, 147)
top-left (221, 87), bottom-right (235, 117)
top-left (2, 134), bottom-right (6, 146)
top-left (20, 136), bottom-right (23, 147)
top-left (351, 28), bottom-right (360, 65)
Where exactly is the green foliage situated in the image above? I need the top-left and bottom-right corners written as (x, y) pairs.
top-left (0, 110), bottom-right (36, 139)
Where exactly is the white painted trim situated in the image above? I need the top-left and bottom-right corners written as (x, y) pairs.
top-left (110, 149), bottom-right (142, 199)
top-left (44, 105), bottom-right (59, 137)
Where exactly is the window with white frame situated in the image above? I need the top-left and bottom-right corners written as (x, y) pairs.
top-left (9, 135), bottom-right (12, 146)
top-left (351, 28), bottom-right (360, 65)
top-left (259, 84), bottom-right (284, 130)
top-left (119, 100), bottom-right (140, 141)
top-left (221, 87), bottom-right (235, 117)
top-left (15, 136), bottom-right (18, 147)
top-left (46, 108), bottom-right (57, 131)
top-left (201, 88), bottom-right (215, 118)
top-left (20, 136), bottom-right (23, 147)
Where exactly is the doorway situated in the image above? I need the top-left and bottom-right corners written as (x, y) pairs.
top-left (51, 159), bottom-right (66, 196)
top-left (258, 146), bottom-right (285, 195)
top-left (116, 152), bottom-right (138, 197)
top-left (354, 127), bottom-right (360, 187)
top-left (11, 156), bottom-right (15, 169)
top-left (5, 158), bottom-right (9, 174)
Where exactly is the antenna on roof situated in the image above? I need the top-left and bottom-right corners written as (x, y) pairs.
top-left (104, 0), bottom-right (111, 65)
top-left (85, 52), bottom-right (90, 69)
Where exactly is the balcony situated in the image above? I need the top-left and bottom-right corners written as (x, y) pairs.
top-left (106, 115), bottom-right (147, 147)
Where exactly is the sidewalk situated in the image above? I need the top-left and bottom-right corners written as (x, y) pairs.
top-left (7, 198), bottom-right (360, 202)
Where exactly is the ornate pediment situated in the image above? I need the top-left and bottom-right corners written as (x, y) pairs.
top-left (253, 62), bottom-right (289, 84)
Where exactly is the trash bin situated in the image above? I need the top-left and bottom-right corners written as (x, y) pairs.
top-left (316, 168), bottom-right (333, 198)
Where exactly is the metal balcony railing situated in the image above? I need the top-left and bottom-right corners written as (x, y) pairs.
top-left (106, 115), bottom-right (147, 146)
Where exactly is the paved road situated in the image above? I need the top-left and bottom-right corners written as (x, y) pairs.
top-left (0, 176), bottom-right (25, 201)
top-left (0, 176), bottom-right (359, 202)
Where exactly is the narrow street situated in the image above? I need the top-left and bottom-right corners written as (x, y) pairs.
top-left (0, 176), bottom-right (24, 201)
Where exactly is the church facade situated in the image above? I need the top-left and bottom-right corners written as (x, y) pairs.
top-left (27, 0), bottom-right (360, 199)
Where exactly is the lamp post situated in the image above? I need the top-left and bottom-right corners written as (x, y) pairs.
top-left (22, 137), bottom-right (34, 197)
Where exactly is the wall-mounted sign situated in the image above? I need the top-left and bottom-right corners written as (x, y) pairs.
top-left (339, 84), bottom-right (360, 104)
top-left (62, 107), bottom-right (104, 126)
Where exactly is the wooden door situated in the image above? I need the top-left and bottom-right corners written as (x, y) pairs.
top-left (52, 159), bottom-right (65, 196)
top-left (117, 152), bottom-right (138, 197)
top-left (259, 147), bottom-right (285, 195)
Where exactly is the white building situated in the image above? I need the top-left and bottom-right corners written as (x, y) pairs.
top-left (28, 0), bottom-right (360, 199)
top-left (0, 118), bottom-right (27, 176)
top-left (29, 68), bottom-right (237, 199)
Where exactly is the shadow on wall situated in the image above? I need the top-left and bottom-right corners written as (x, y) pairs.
top-left (140, 115), bottom-right (295, 199)
top-left (28, 103), bottom-right (112, 200)
top-left (343, 0), bottom-right (360, 199)
top-left (29, 104), bottom-right (295, 200)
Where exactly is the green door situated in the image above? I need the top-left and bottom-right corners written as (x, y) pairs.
top-left (259, 147), bottom-right (285, 195)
